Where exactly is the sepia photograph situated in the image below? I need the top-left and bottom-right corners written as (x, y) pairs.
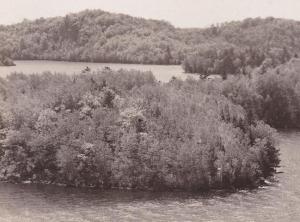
top-left (0, 0), bottom-right (299, 221)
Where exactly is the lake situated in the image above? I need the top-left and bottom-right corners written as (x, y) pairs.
top-left (0, 60), bottom-right (197, 82)
top-left (0, 61), bottom-right (299, 221)
top-left (0, 132), bottom-right (299, 222)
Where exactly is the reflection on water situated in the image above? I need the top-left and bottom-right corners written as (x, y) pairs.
top-left (0, 60), bottom-right (197, 82)
top-left (0, 132), bottom-right (299, 221)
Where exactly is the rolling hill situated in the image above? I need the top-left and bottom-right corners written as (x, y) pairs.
top-left (0, 9), bottom-right (300, 68)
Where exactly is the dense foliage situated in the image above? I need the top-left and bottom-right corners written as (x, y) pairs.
top-left (0, 69), bottom-right (280, 191)
top-left (183, 44), bottom-right (292, 77)
top-left (0, 10), bottom-right (184, 64)
top-left (1, 9), bottom-right (300, 68)
top-left (219, 58), bottom-right (300, 129)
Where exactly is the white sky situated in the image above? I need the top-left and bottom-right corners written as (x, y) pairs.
top-left (0, 0), bottom-right (300, 28)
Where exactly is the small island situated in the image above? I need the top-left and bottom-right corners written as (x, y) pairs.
top-left (0, 69), bottom-right (281, 191)
top-left (0, 55), bottom-right (15, 66)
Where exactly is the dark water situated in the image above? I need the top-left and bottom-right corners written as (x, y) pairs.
top-left (0, 60), bottom-right (197, 82)
top-left (0, 132), bottom-right (299, 222)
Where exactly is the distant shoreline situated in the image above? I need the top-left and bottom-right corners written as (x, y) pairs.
top-left (9, 59), bottom-right (180, 66)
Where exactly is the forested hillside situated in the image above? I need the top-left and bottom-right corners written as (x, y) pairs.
top-left (182, 17), bottom-right (300, 76)
top-left (1, 9), bottom-right (300, 68)
top-left (0, 10), bottom-right (185, 64)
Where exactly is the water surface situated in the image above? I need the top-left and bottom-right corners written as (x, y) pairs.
top-left (0, 132), bottom-right (299, 222)
top-left (0, 60), bottom-right (197, 82)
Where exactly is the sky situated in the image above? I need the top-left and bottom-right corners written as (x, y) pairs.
top-left (1, 0), bottom-right (300, 28)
